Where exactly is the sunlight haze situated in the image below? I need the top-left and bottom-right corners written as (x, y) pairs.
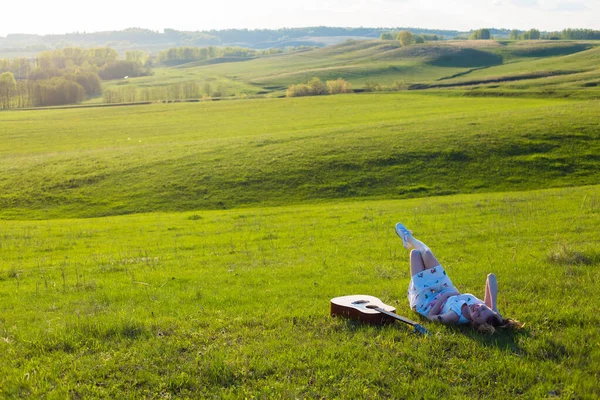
top-left (2, 0), bottom-right (599, 36)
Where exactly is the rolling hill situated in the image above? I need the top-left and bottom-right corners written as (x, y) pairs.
top-left (100, 39), bottom-right (600, 100)
top-left (2, 92), bottom-right (599, 219)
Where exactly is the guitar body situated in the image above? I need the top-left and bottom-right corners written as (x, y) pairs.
top-left (330, 295), bottom-right (430, 335)
top-left (330, 295), bottom-right (398, 325)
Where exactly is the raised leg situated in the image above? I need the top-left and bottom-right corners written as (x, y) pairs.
top-left (406, 235), bottom-right (430, 252)
top-left (421, 249), bottom-right (441, 269)
top-left (410, 249), bottom-right (426, 276)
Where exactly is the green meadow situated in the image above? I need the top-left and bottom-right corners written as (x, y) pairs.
top-left (1, 186), bottom-right (599, 398)
top-left (2, 58), bottom-right (600, 398)
top-left (2, 93), bottom-right (599, 220)
top-left (98, 39), bottom-right (600, 100)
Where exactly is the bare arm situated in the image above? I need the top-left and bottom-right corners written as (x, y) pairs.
top-left (427, 290), bottom-right (459, 317)
top-left (428, 311), bottom-right (460, 324)
top-left (484, 273), bottom-right (500, 314)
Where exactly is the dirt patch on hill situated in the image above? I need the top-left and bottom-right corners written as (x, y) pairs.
top-left (446, 40), bottom-right (504, 48)
top-left (409, 70), bottom-right (585, 89)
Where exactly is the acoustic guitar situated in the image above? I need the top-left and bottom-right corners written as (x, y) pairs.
top-left (330, 295), bottom-right (429, 336)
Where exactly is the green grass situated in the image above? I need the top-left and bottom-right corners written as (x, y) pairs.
top-left (417, 43), bottom-right (600, 97)
top-left (2, 83), bottom-right (600, 397)
top-left (1, 185), bottom-right (599, 398)
top-left (2, 93), bottom-right (600, 220)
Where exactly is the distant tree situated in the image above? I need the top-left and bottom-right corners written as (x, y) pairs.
top-left (521, 29), bottom-right (540, 40)
top-left (397, 31), bottom-right (416, 46)
top-left (98, 60), bottom-right (150, 80)
top-left (60, 47), bottom-right (89, 67)
top-left (380, 32), bottom-right (395, 40)
top-left (214, 83), bottom-right (226, 98)
top-left (15, 81), bottom-right (29, 108)
top-left (10, 58), bottom-right (32, 79)
top-left (30, 77), bottom-right (85, 107)
top-left (125, 50), bottom-right (149, 66)
top-left (37, 52), bottom-right (54, 70)
top-left (391, 80), bottom-right (407, 91)
top-left (70, 71), bottom-right (102, 96)
top-left (0, 59), bottom-right (10, 74)
top-left (509, 29), bottom-right (520, 40)
top-left (544, 32), bottom-right (562, 40)
top-left (88, 48), bottom-right (119, 65)
top-left (157, 46), bottom-right (233, 65)
top-left (204, 82), bottom-right (212, 97)
top-left (307, 77), bottom-right (326, 95)
top-left (326, 78), bottom-right (353, 94)
top-left (287, 77), bottom-right (352, 97)
top-left (0, 71), bottom-right (17, 109)
top-left (562, 28), bottom-right (600, 40)
top-left (470, 29), bottom-right (491, 40)
top-left (182, 81), bottom-right (201, 99)
top-left (414, 35), bottom-right (425, 44)
top-left (28, 67), bottom-right (57, 81)
top-left (364, 81), bottom-right (382, 92)
top-left (286, 83), bottom-right (311, 97)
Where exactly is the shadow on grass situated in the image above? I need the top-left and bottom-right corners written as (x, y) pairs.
top-left (335, 316), bottom-right (529, 354)
top-left (428, 48), bottom-right (504, 68)
top-left (444, 323), bottom-right (530, 354)
top-left (547, 245), bottom-right (600, 266)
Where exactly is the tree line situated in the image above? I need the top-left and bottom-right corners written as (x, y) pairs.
top-left (2, 27), bottom-right (599, 57)
top-left (380, 31), bottom-right (440, 45)
top-left (155, 46), bottom-right (301, 66)
top-left (103, 81), bottom-right (228, 104)
top-left (0, 43), bottom-right (300, 108)
top-left (0, 27), bottom-right (464, 53)
top-left (0, 47), bottom-right (152, 108)
top-left (286, 77), bottom-right (353, 97)
top-left (469, 28), bottom-right (600, 41)
top-left (556, 29), bottom-right (600, 40)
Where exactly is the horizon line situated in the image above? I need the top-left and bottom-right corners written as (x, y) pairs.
top-left (2, 25), bottom-right (596, 38)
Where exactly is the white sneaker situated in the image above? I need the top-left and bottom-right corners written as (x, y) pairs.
top-left (394, 222), bottom-right (413, 249)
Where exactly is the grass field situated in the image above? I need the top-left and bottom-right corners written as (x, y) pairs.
top-left (2, 55), bottom-right (600, 398)
top-left (1, 185), bottom-right (599, 398)
top-left (2, 93), bottom-right (600, 220)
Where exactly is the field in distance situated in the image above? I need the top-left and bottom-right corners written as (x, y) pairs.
top-left (1, 92), bottom-right (599, 220)
top-left (99, 39), bottom-right (600, 100)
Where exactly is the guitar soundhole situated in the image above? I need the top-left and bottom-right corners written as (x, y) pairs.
top-left (352, 300), bottom-right (369, 305)
top-left (365, 305), bottom-right (378, 309)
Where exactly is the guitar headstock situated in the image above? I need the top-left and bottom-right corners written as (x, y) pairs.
top-left (414, 324), bottom-right (430, 336)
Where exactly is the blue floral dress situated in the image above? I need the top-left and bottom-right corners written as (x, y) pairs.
top-left (407, 265), bottom-right (457, 318)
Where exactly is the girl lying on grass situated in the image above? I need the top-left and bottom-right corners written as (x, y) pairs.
top-left (395, 222), bottom-right (522, 334)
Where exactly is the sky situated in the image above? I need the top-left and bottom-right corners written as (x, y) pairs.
top-left (1, 0), bottom-right (598, 36)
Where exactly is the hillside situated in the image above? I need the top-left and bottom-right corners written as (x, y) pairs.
top-left (101, 39), bottom-right (600, 100)
top-left (2, 93), bottom-right (599, 219)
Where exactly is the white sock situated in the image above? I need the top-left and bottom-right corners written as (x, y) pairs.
top-left (408, 236), bottom-right (430, 252)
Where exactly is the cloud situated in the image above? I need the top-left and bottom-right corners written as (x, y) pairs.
top-left (510, 0), bottom-right (540, 7)
top-left (549, 1), bottom-right (589, 11)
top-left (492, 0), bottom-right (540, 8)
top-left (493, 0), bottom-right (591, 12)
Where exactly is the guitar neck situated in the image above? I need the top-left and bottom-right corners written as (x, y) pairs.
top-left (373, 307), bottom-right (419, 327)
